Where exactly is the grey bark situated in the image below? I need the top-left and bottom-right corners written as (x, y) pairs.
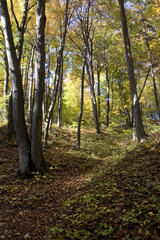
top-left (28, 47), bottom-right (35, 123)
top-left (97, 64), bottom-right (101, 119)
top-left (43, 62), bottom-right (60, 146)
top-left (7, 0), bottom-right (29, 138)
top-left (86, 61), bottom-right (101, 133)
top-left (44, 0), bottom-right (69, 146)
top-left (57, 57), bottom-right (64, 128)
top-left (138, 68), bottom-right (150, 101)
top-left (3, 53), bottom-right (9, 95)
top-left (79, 0), bottom-right (100, 133)
top-left (126, 108), bottom-right (133, 128)
top-left (0, 0), bottom-right (32, 174)
top-left (10, 0), bottom-right (29, 65)
top-left (144, 26), bottom-right (160, 123)
top-left (7, 91), bottom-right (15, 138)
top-left (102, 37), bottom-right (110, 128)
top-left (118, 75), bottom-right (123, 116)
top-left (118, 0), bottom-right (146, 142)
top-left (45, 43), bottom-right (51, 116)
top-left (31, 0), bottom-right (46, 170)
top-left (77, 51), bottom-right (87, 149)
top-left (3, 53), bottom-right (9, 118)
top-left (23, 63), bottom-right (29, 102)
top-left (104, 64), bottom-right (110, 128)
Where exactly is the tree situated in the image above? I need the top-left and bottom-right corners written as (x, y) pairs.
top-left (0, 0), bottom-right (46, 175)
top-left (44, 0), bottom-right (69, 146)
top-left (78, 0), bottom-right (101, 133)
top-left (77, 48), bottom-right (87, 149)
top-left (142, 21), bottom-right (160, 123)
top-left (7, 0), bottom-right (35, 138)
top-left (30, 0), bottom-right (46, 170)
top-left (0, 0), bottom-right (32, 174)
top-left (118, 0), bottom-right (146, 142)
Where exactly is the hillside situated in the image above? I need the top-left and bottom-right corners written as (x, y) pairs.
top-left (0, 125), bottom-right (160, 239)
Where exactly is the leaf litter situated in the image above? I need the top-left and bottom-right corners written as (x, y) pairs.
top-left (0, 125), bottom-right (160, 239)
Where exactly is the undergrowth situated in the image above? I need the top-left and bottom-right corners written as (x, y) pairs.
top-left (44, 124), bottom-right (160, 240)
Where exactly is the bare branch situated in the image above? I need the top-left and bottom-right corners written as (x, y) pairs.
top-left (10, 0), bottom-right (20, 30)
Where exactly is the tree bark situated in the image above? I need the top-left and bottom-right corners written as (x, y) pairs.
top-left (144, 27), bottom-right (160, 123)
top-left (104, 64), bottom-right (110, 127)
top-left (97, 64), bottom-right (101, 119)
top-left (31, 0), bottom-right (46, 170)
top-left (43, 65), bottom-right (60, 146)
top-left (118, 0), bottom-right (146, 142)
top-left (3, 53), bottom-right (9, 118)
top-left (23, 63), bottom-right (29, 102)
top-left (44, 0), bottom-right (69, 146)
top-left (45, 43), bottom-right (51, 116)
top-left (57, 57), bottom-right (64, 128)
top-left (28, 47), bottom-right (35, 123)
top-left (3, 53), bottom-right (9, 95)
top-left (86, 61), bottom-right (101, 133)
top-left (7, 0), bottom-right (29, 138)
top-left (77, 52), bottom-right (86, 149)
top-left (0, 0), bottom-right (32, 174)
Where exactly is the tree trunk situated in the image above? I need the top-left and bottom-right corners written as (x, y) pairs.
top-left (97, 64), bottom-right (101, 119)
top-left (77, 53), bottom-right (86, 149)
top-left (7, 0), bottom-right (29, 139)
top-left (57, 57), bottom-right (64, 128)
top-left (126, 108), bottom-right (133, 128)
top-left (118, 0), bottom-right (146, 142)
top-left (44, 0), bottom-right (69, 146)
top-left (110, 78), bottom-right (114, 122)
top-left (45, 44), bottom-right (51, 116)
top-left (0, 0), bottom-right (32, 174)
top-left (118, 74), bottom-right (123, 116)
top-left (104, 64), bottom-right (110, 128)
top-left (23, 63), bottom-right (29, 102)
top-left (86, 61), bottom-right (101, 133)
top-left (144, 27), bottom-right (160, 123)
top-left (3, 53), bottom-right (9, 95)
top-left (31, 0), bottom-right (46, 171)
top-left (7, 91), bottom-right (15, 138)
top-left (3, 53), bottom-right (9, 117)
top-left (28, 47), bottom-right (34, 123)
top-left (43, 66), bottom-right (60, 146)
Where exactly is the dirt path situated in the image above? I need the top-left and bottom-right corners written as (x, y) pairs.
top-left (0, 126), bottom-right (98, 239)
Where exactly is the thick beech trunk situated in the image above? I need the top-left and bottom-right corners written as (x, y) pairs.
top-left (31, 0), bottom-right (46, 170)
top-left (3, 53), bottom-right (9, 95)
top-left (7, 0), bottom-right (29, 138)
top-left (0, 0), bottom-right (32, 174)
top-left (3, 53), bottom-right (9, 117)
top-left (118, 0), bottom-right (146, 142)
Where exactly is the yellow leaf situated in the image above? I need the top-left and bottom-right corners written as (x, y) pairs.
top-left (148, 212), bottom-right (154, 216)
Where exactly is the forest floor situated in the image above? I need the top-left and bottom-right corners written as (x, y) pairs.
top-left (0, 123), bottom-right (160, 239)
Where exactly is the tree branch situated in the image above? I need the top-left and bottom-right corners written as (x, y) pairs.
top-left (138, 68), bottom-right (151, 101)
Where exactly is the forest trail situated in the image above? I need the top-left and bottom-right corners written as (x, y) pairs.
top-left (0, 125), bottom-right (160, 239)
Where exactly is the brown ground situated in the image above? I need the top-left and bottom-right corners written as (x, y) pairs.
top-left (0, 126), bottom-right (96, 239)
